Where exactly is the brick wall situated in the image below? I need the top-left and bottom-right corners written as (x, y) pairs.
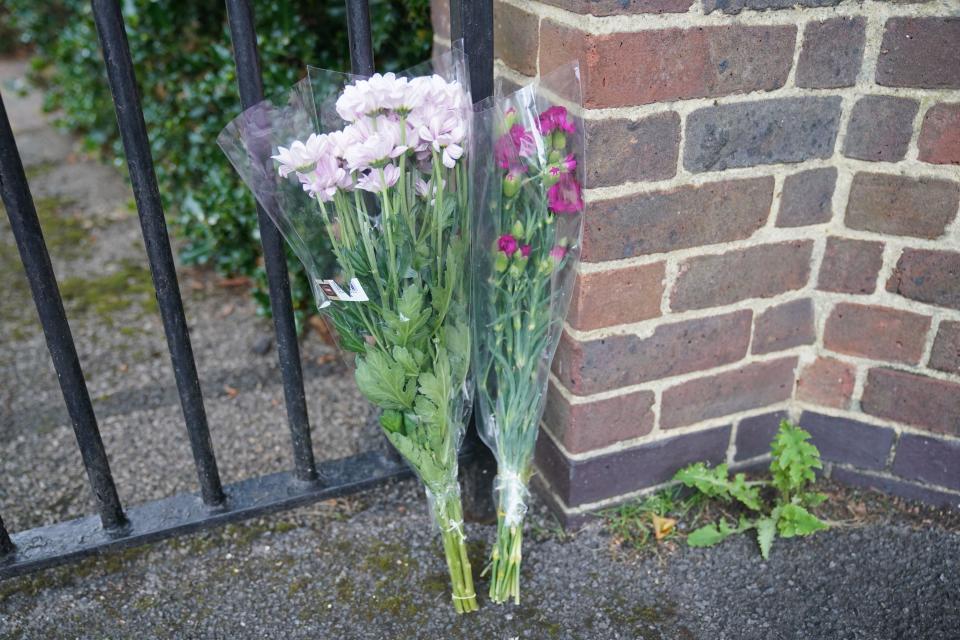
top-left (433, 1), bottom-right (960, 523)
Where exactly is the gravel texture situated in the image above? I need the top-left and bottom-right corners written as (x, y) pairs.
top-left (2, 59), bottom-right (959, 640)
top-left (1, 480), bottom-right (959, 639)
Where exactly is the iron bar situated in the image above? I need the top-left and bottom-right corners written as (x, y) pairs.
top-left (1, 442), bottom-right (478, 579)
top-left (450, 0), bottom-right (494, 102)
top-left (91, 0), bottom-right (225, 506)
top-left (0, 93), bottom-right (127, 531)
top-left (225, 0), bottom-right (318, 483)
top-left (345, 0), bottom-right (375, 76)
top-left (0, 515), bottom-right (15, 556)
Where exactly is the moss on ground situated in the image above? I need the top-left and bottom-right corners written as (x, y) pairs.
top-left (58, 259), bottom-right (157, 321)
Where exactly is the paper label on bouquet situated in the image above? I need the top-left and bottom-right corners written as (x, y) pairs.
top-left (316, 278), bottom-right (369, 302)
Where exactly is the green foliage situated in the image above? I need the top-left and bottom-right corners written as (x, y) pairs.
top-left (674, 420), bottom-right (828, 559)
top-left (6, 0), bottom-right (432, 319)
top-left (602, 487), bottom-right (703, 550)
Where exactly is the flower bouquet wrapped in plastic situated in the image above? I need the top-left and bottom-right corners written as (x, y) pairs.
top-left (218, 49), bottom-right (477, 613)
top-left (471, 63), bottom-right (584, 605)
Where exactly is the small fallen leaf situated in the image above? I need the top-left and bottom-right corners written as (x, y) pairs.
top-left (217, 276), bottom-right (251, 288)
top-left (224, 384), bottom-right (239, 399)
top-left (218, 303), bottom-right (235, 318)
top-left (316, 353), bottom-right (337, 365)
top-left (652, 514), bottom-right (676, 540)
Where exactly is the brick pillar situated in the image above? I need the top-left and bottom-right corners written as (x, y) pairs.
top-left (431, 2), bottom-right (960, 523)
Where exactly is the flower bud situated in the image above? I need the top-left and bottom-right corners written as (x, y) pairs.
top-left (543, 167), bottom-right (561, 188)
top-left (548, 150), bottom-right (562, 164)
top-left (494, 252), bottom-right (509, 272)
top-left (511, 220), bottom-right (525, 240)
top-left (552, 131), bottom-right (567, 150)
top-left (502, 171), bottom-right (521, 198)
top-left (504, 107), bottom-right (518, 129)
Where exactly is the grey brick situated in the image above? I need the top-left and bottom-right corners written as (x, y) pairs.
top-left (796, 17), bottom-right (866, 89)
top-left (776, 167), bottom-right (837, 227)
top-left (703, 0), bottom-right (838, 15)
top-left (684, 97), bottom-right (842, 172)
top-left (844, 96), bottom-right (920, 162)
top-left (892, 433), bottom-right (960, 490)
top-left (800, 412), bottom-right (896, 470)
top-left (734, 411), bottom-right (786, 461)
top-left (535, 426), bottom-right (732, 508)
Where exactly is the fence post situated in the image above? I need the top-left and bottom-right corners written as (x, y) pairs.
top-left (450, 0), bottom-right (497, 522)
top-left (91, 0), bottom-right (226, 506)
top-left (224, 0), bottom-right (319, 484)
top-left (0, 92), bottom-right (127, 531)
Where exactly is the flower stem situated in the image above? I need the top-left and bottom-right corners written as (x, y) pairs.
top-left (435, 491), bottom-right (478, 613)
top-left (488, 513), bottom-right (525, 604)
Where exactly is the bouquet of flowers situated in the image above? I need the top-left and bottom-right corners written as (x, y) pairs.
top-left (471, 64), bottom-right (585, 604)
top-left (218, 49), bottom-right (478, 613)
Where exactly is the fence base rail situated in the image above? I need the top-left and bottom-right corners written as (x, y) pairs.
top-left (0, 449), bottom-right (430, 580)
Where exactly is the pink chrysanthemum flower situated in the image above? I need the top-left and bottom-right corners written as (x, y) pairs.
top-left (549, 245), bottom-right (568, 261)
top-left (520, 244), bottom-right (532, 258)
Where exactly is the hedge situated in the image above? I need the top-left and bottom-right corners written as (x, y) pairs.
top-left (5, 0), bottom-right (432, 326)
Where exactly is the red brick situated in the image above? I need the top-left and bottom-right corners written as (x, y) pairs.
top-left (844, 173), bottom-right (959, 239)
top-left (887, 249), bottom-right (960, 311)
top-left (660, 357), bottom-right (797, 429)
top-left (817, 237), bottom-right (885, 295)
top-left (876, 18), bottom-right (960, 89)
top-left (552, 310), bottom-right (752, 395)
top-left (538, 0), bottom-right (693, 15)
top-left (585, 113), bottom-right (680, 187)
top-left (796, 357), bottom-right (856, 409)
top-left (539, 21), bottom-right (795, 108)
top-left (670, 241), bottom-right (813, 312)
top-left (543, 382), bottom-right (654, 454)
top-left (862, 368), bottom-right (960, 436)
top-left (918, 103), bottom-right (960, 165)
top-left (493, 1), bottom-right (539, 76)
top-left (430, 0), bottom-right (451, 41)
top-left (568, 262), bottom-right (665, 331)
top-left (583, 177), bottom-right (772, 263)
top-left (823, 303), bottom-right (931, 365)
top-left (796, 17), bottom-right (866, 89)
top-left (929, 321), bottom-right (960, 375)
top-left (843, 96), bottom-right (919, 162)
top-left (752, 298), bottom-right (816, 355)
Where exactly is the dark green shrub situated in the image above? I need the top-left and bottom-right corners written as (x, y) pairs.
top-left (6, 0), bottom-right (432, 326)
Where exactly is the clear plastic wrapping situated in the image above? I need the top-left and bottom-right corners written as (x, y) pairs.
top-left (217, 46), bottom-right (477, 613)
top-left (470, 62), bottom-right (585, 604)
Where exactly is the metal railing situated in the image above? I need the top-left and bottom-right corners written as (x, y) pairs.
top-left (0, 0), bottom-right (493, 580)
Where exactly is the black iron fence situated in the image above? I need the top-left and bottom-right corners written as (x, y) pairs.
top-left (0, 0), bottom-right (493, 579)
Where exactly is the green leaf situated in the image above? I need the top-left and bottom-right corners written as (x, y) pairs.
top-left (801, 491), bottom-right (828, 508)
top-left (354, 350), bottom-right (416, 410)
top-left (391, 345), bottom-right (421, 377)
top-left (755, 516), bottom-right (777, 560)
top-left (673, 462), bottom-right (732, 500)
top-left (686, 519), bottom-right (745, 547)
top-left (770, 420), bottom-right (822, 496)
top-left (777, 504), bottom-right (828, 538)
top-left (379, 409), bottom-right (404, 435)
top-left (382, 283), bottom-right (432, 347)
top-left (729, 472), bottom-right (764, 512)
